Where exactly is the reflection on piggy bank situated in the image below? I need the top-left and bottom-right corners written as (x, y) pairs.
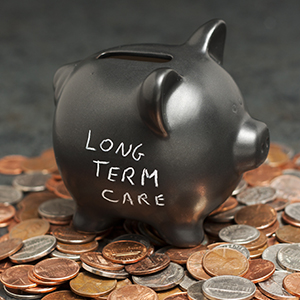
top-left (53, 19), bottom-right (269, 247)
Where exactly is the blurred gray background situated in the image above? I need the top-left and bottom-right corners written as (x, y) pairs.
top-left (1, 0), bottom-right (300, 159)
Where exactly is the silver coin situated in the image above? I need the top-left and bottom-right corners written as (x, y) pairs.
top-left (187, 280), bottom-right (206, 300)
top-left (179, 272), bottom-right (198, 291)
top-left (232, 178), bottom-right (247, 196)
top-left (258, 271), bottom-right (297, 300)
top-left (214, 243), bottom-right (250, 259)
top-left (0, 185), bottom-right (23, 204)
top-left (262, 243), bottom-right (289, 271)
top-left (9, 235), bottom-right (56, 263)
top-left (202, 275), bottom-right (256, 300)
top-left (132, 262), bottom-right (185, 291)
top-left (38, 198), bottom-right (76, 220)
top-left (277, 243), bottom-right (300, 272)
top-left (82, 262), bottom-right (129, 279)
top-left (236, 186), bottom-right (277, 205)
top-left (270, 175), bottom-right (300, 201)
top-left (207, 205), bottom-right (243, 223)
top-left (50, 249), bottom-right (81, 261)
top-left (112, 233), bottom-right (151, 250)
top-left (12, 172), bottom-right (51, 192)
top-left (284, 203), bottom-right (300, 222)
top-left (283, 169), bottom-right (300, 178)
top-left (3, 285), bottom-right (43, 299)
top-left (218, 224), bottom-right (260, 244)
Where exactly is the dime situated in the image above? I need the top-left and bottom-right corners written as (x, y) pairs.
top-left (0, 264), bottom-right (37, 289)
top-left (53, 181), bottom-right (72, 199)
top-left (9, 235), bottom-right (56, 263)
top-left (82, 262), bottom-right (130, 279)
top-left (33, 257), bottom-right (80, 282)
top-left (53, 226), bottom-right (96, 244)
top-left (270, 175), bottom-right (300, 201)
top-left (165, 243), bottom-right (207, 264)
top-left (232, 178), bottom-right (247, 196)
top-left (57, 240), bottom-right (98, 254)
top-left (125, 253), bottom-right (170, 275)
top-left (267, 198), bottom-right (289, 212)
top-left (283, 273), bottom-right (300, 297)
top-left (186, 250), bottom-right (211, 280)
top-left (277, 244), bottom-right (300, 272)
top-left (0, 155), bottom-right (27, 175)
top-left (3, 286), bottom-right (43, 299)
top-left (236, 186), bottom-right (276, 205)
top-left (70, 271), bottom-right (116, 297)
top-left (12, 172), bottom-right (51, 192)
top-left (178, 272), bottom-right (198, 291)
top-left (50, 249), bottom-right (81, 261)
top-left (284, 202), bottom-right (300, 222)
top-left (107, 284), bottom-right (158, 300)
top-left (243, 231), bottom-right (268, 251)
top-left (41, 290), bottom-right (89, 299)
top-left (218, 224), bottom-right (260, 244)
top-left (258, 271), bottom-right (297, 300)
top-left (0, 185), bottom-right (23, 204)
top-left (276, 225), bottom-right (300, 243)
top-left (0, 238), bottom-right (23, 260)
top-left (9, 218), bottom-right (50, 240)
top-left (262, 243), bottom-right (289, 271)
top-left (243, 259), bottom-right (275, 283)
top-left (214, 243), bottom-right (250, 259)
top-left (234, 204), bottom-right (277, 229)
top-left (283, 169), bottom-right (300, 178)
top-left (202, 248), bottom-right (249, 277)
top-left (187, 280), bottom-right (205, 300)
top-left (102, 240), bottom-right (148, 265)
top-left (0, 203), bottom-right (16, 223)
top-left (202, 275), bottom-right (256, 300)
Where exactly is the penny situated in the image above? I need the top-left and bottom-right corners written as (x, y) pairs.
top-left (243, 164), bottom-right (282, 187)
top-left (80, 252), bottom-right (124, 271)
top-left (165, 243), bottom-right (207, 264)
top-left (207, 242), bottom-right (229, 250)
top-left (203, 219), bottom-right (233, 237)
top-left (70, 271), bottom-right (116, 297)
top-left (270, 175), bottom-right (300, 201)
top-left (260, 219), bottom-right (280, 237)
top-left (53, 226), bottom-right (96, 244)
top-left (249, 243), bottom-right (268, 259)
top-left (243, 259), bottom-right (275, 283)
top-left (3, 286), bottom-right (43, 299)
top-left (281, 212), bottom-right (300, 227)
top-left (45, 177), bottom-right (61, 192)
top-left (267, 198), bottom-right (289, 212)
top-left (178, 272), bottom-right (198, 291)
top-left (0, 237), bottom-right (23, 260)
top-left (0, 185), bottom-right (23, 204)
top-left (209, 196), bottom-right (238, 216)
top-left (202, 248), bottom-right (249, 277)
top-left (0, 264), bottom-right (37, 289)
top-left (28, 268), bottom-right (64, 286)
top-left (283, 273), bottom-right (300, 297)
top-left (163, 293), bottom-right (189, 300)
top-left (0, 155), bottom-right (27, 175)
top-left (202, 275), bottom-right (256, 300)
top-left (218, 224), bottom-right (260, 244)
top-left (266, 143), bottom-right (291, 167)
top-left (102, 240), bottom-right (148, 265)
top-left (53, 181), bottom-right (72, 199)
top-left (254, 287), bottom-right (270, 300)
top-left (186, 280), bottom-right (205, 300)
top-left (243, 231), bottom-right (268, 250)
top-left (9, 235), bottom-right (56, 263)
top-left (232, 178), bottom-right (247, 196)
top-left (125, 253), bottom-right (170, 275)
top-left (12, 172), bottom-right (51, 192)
top-left (0, 259), bottom-right (13, 273)
top-left (112, 233), bottom-right (151, 250)
top-left (41, 290), bottom-right (88, 299)
top-left (137, 222), bottom-right (167, 247)
top-left (57, 240), bottom-right (98, 254)
top-left (207, 205), bottom-right (243, 223)
top-left (284, 202), bottom-right (300, 222)
top-left (21, 155), bottom-right (57, 174)
top-left (9, 218), bottom-right (50, 240)
top-left (51, 249), bottom-right (81, 261)
top-left (186, 250), bottom-right (212, 280)
top-left (277, 244), bottom-right (300, 272)
top-left (276, 225), bottom-right (300, 243)
top-left (283, 169), bottom-right (300, 178)
top-left (0, 203), bottom-right (16, 223)
top-left (33, 257), bottom-right (80, 282)
top-left (236, 186), bottom-right (277, 205)
top-left (107, 284), bottom-right (158, 300)
top-left (214, 243), bottom-right (250, 259)
top-left (97, 278), bottom-right (132, 300)
top-left (82, 262), bottom-right (130, 279)
top-left (157, 287), bottom-right (184, 300)
top-left (132, 262), bottom-right (185, 291)
top-left (25, 286), bottom-right (58, 294)
top-left (258, 271), bottom-right (297, 300)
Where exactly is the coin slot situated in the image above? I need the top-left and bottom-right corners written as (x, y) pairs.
top-left (97, 52), bottom-right (172, 63)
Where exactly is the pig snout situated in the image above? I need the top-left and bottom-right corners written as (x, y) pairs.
top-left (234, 117), bottom-right (270, 173)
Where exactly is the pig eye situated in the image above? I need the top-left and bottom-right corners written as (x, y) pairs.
top-left (97, 52), bottom-right (172, 63)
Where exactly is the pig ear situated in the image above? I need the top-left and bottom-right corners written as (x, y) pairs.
top-left (139, 68), bottom-right (182, 138)
top-left (187, 19), bottom-right (226, 65)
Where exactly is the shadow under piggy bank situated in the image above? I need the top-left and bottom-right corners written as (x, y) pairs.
top-left (53, 19), bottom-right (269, 247)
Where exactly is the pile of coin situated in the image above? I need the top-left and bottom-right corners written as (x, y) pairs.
top-left (0, 143), bottom-right (299, 299)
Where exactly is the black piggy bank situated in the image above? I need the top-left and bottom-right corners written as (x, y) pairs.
top-left (53, 19), bottom-right (269, 247)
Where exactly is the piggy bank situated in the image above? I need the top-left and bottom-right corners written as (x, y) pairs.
top-left (53, 19), bottom-right (269, 247)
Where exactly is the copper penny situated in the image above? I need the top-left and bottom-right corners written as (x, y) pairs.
top-left (186, 250), bottom-right (212, 280)
top-left (254, 287), bottom-right (271, 300)
top-left (25, 286), bottom-right (58, 294)
top-left (249, 243), bottom-right (268, 259)
top-left (70, 271), bottom-right (117, 297)
top-left (57, 240), bottom-right (98, 254)
top-left (53, 181), bottom-right (72, 199)
top-left (0, 259), bottom-right (13, 274)
top-left (102, 240), bottom-right (148, 265)
top-left (243, 231), bottom-right (268, 251)
top-left (21, 154), bottom-right (57, 174)
top-left (157, 287), bottom-right (183, 300)
top-left (203, 219), bottom-right (233, 238)
top-left (209, 197), bottom-right (238, 216)
top-left (97, 279), bottom-right (132, 300)
top-left (243, 259), bottom-right (275, 283)
top-left (0, 203), bottom-right (16, 223)
top-left (203, 248), bottom-right (249, 277)
top-left (244, 163), bottom-right (282, 187)
top-left (281, 212), bottom-right (300, 227)
top-left (283, 273), bottom-right (300, 297)
top-left (45, 177), bottom-right (61, 192)
top-left (0, 237), bottom-right (23, 260)
top-left (53, 226), bottom-right (96, 244)
top-left (163, 293), bottom-right (189, 300)
top-left (80, 252), bottom-right (124, 271)
top-left (107, 284), bottom-right (158, 300)
top-left (125, 253), bottom-right (170, 275)
top-left (28, 268), bottom-right (64, 286)
top-left (0, 155), bottom-right (27, 175)
top-left (234, 204), bottom-right (277, 229)
top-left (165, 243), bottom-right (207, 264)
top-left (33, 257), bottom-right (80, 282)
top-left (276, 225), bottom-right (300, 243)
top-left (207, 242), bottom-right (229, 250)
top-left (270, 175), bottom-right (300, 201)
top-left (259, 219), bottom-right (280, 237)
top-left (267, 143), bottom-right (290, 167)
top-left (41, 290), bottom-right (88, 299)
top-left (0, 264), bottom-right (37, 289)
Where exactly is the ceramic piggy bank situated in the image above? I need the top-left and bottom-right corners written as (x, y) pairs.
top-left (53, 19), bottom-right (269, 247)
